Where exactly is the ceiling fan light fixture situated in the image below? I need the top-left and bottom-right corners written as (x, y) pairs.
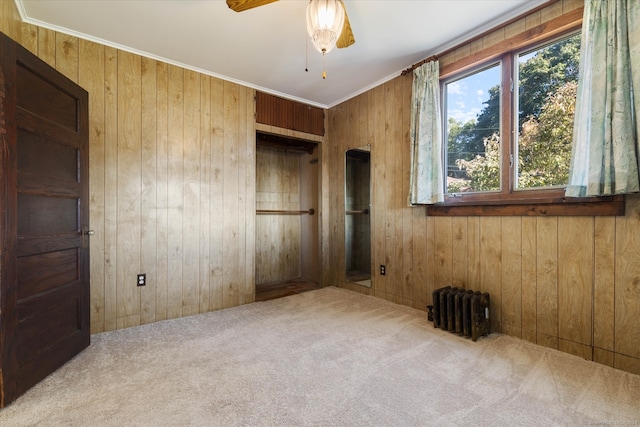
top-left (306, 0), bottom-right (345, 54)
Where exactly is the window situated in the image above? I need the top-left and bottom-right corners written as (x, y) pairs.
top-left (441, 31), bottom-right (588, 206)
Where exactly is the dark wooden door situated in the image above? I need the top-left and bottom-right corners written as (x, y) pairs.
top-left (0, 31), bottom-right (89, 407)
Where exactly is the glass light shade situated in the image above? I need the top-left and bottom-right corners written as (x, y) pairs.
top-left (306, 0), bottom-right (345, 54)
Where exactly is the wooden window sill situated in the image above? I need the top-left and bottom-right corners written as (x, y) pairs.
top-left (425, 195), bottom-right (625, 216)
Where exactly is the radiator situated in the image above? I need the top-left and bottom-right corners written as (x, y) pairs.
top-left (427, 286), bottom-right (491, 341)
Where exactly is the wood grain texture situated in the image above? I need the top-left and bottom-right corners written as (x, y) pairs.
top-left (536, 217), bottom-right (558, 342)
top-left (78, 39), bottom-right (106, 333)
top-left (140, 56), bottom-right (157, 325)
top-left (116, 50), bottom-right (142, 329)
top-left (593, 218), bottom-right (615, 351)
top-left (558, 217), bottom-right (593, 345)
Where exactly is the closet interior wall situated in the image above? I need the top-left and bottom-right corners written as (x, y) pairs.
top-left (255, 144), bottom-right (319, 286)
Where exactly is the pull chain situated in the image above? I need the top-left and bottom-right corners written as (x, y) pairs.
top-left (322, 50), bottom-right (327, 79)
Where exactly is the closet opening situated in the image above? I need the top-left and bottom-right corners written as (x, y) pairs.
top-left (255, 132), bottom-right (321, 301)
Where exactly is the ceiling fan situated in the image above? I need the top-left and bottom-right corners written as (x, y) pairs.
top-left (226, 0), bottom-right (356, 52)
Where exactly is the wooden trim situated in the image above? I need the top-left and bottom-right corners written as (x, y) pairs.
top-left (440, 7), bottom-right (583, 79)
top-left (425, 196), bottom-right (625, 216)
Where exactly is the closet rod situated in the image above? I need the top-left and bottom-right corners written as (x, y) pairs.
top-left (256, 208), bottom-right (315, 215)
top-left (345, 209), bottom-right (369, 215)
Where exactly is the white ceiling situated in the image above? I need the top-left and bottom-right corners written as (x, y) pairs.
top-left (16, 0), bottom-right (549, 108)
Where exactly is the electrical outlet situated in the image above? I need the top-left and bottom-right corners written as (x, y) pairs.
top-left (137, 274), bottom-right (146, 287)
top-left (380, 265), bottom-right (386, 276)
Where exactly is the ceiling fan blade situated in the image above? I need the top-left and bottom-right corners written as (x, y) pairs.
top-left (336, 1), bottom-right (355, 49)
top-left (226, 0), bottom-right (279, 12)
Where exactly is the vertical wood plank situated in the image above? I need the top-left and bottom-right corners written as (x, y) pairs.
top-left (20, 23), bottom-right (38, 55)
top-left (198, 75), bottom-right (212, 313)
top-left (593, 217), bottom-right (615, 351)
top-left (79, 39), bottom-right (106, 333)
top-left (370, 85), bottom-right (386, 298)
top-left (116, 50), bottom-right (142, 329)
top-left (467, 217), bottom-right (481, 289)
top-left (155, 61), bottom-right (169, 322)
top-left (451, 217), bottom-right (467, 288)
top-left (243, 87), bottom-right (256, 304)
top-left (37, 27), bottom-right (56, 68)
top-left (521, 217), bottom-right (537, 343)
top-left (536, 216), bottom-right (558, 348)
top-left (167, 64), bottom-right (184, 319)
top-left (501, 217), bottom-right (522, 337)
top-left (557, 217), bottom-right (593, 345)
top-left (479, 217), bottom-right (502, 331)
top-left (55, 33), bottom-right (78, 83)
top-left (103, 46), bottom-right (118, 332)
top-left (223, 81), bottom-right (240, 308)
top-left (210, 77), bottom-right (225, 311)
top-left (182, 70), bottom-right (201, 316)
top-left (140, 56), bottom-right (158, 325)
top-left (433, 217), bottom-right (452, 287)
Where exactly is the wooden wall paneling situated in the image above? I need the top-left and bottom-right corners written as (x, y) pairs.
top-left (525, 10), bottom-right (542, 29)
top-left (222, 81), bottom-right (240, 309)
top-left (451, 217), bottom-right (468, 288)
top-left (79, 39), bottom-right (106, 333)
top-left (615, 195), bottom-right (640, 360)
top-left (504, 19), bottom-right (527, 40)
top-left (36, 27), bottom-right (55, 68)
top-left (55, 33), bottom-right (78, 83)
top-left (167, 64), bottom-right (184, 320)
top-left (198, 75), bottom-right (212, 313)
top-left (466, 217), bottom-right (481, 290)
top-left (255, 147), bottom-right (269, 284)
top-left (140, 57), bottom-right (158, 325)
top-left (501, 217), bottom-right (522, 337)
top-left (536, 216), bottom-right (558, 348)
top-left (209, 77), bottom-right (225, 311)
top-left (155, 61), bottom-right (169, 321)
top-left (557, 217), bottom-right (593, 346)
top-left (364, 87), bottom-right (386, 296)
top-left (433, 217), bottom-right (452, 287)
top-left (20, 24), bottom-right (38, 55)
top-left (299, 150), bottom-right (319, 283)
top-left (593, 217), bottom-right (615, 351)
top-left (541, 0), bottom-right (563, 23)
top-left (319, 120), bottom-right (329, 289)
top-left (0, 0), bottom-right (22, 41)
top-left (237, 86), bottom-right (249, 304)
top-left (401, 75), bottom-right (415, 305)
top-left (479, 217), bottom-right (502, 332)
top-left (326, 107), bottom-right (340, 288)
top-left (103, 46), bottom-right (118, 332)
top-left (424, 216), bottom-right (436, 305)
top-left (563, 0), bottom-right (584, 13)
top-left (389, 80), bottom-right (403, 301)
top-left (521, 217), bottom-right (537, 343)
top-left (116, 50), bottom-right (142, 329)
top-left (370, 85), bottom-right (388, 299)
top-left (182, 70), bottom-right (201, 316)
top-left (243, 86), bottom-right (256, 303)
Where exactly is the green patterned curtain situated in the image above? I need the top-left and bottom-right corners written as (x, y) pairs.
top-left (566, 0), bottom-right (640, 197)
top-left (409, 60), bottom-right (444, 205)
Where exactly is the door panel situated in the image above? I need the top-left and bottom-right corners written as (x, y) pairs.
top-left (0, 31), bottom-right (89, 407)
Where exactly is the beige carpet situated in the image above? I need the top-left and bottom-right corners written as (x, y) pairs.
top-left (1, 286), bottom-right (639, 426)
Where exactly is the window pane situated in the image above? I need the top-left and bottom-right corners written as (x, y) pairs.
top-left (516, 34), bottom-right (580, 189)
top-left (445, 64), bottom-right (501, 194)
